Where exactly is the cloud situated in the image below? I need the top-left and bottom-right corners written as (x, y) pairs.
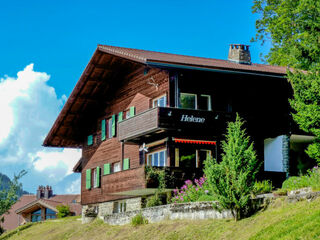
top-left (65, 177), bottom-right (81, 194)
top-left (0, 64), bottom-right (82, 192)
top-left (32, 148), bottom-right (81, 177)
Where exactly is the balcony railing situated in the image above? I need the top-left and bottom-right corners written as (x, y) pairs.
top-left (118, 107), bottom-right (232, 142)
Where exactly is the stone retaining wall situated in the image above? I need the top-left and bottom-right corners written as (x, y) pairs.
top-left (104, 201), bottom-right (232, 225)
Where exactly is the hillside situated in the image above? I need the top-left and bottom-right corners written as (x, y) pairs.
top-left (1, 197), bottom-right (320, 240)
top-left (0, 173), bottom-right (29, 196)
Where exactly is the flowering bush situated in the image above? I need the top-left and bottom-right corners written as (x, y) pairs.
top-left (282, 166), bottom-right (320, 191)
top-left (171, 177), bottom-right (209, 203)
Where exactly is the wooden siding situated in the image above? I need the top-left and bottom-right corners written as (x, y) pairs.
top-left (81, 67), bottom-right (169, 205)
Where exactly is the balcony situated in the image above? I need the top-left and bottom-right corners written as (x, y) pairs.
top-left (118, 107), bottom-right (232, 143)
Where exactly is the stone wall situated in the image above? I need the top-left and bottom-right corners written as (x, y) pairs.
top-left (82, 197), bottom-right (142, 223)
top-left (104, 201), bottom-right (232, 225)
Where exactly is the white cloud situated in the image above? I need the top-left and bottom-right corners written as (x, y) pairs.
top-left (32, 148), bottom-right (81, 176)
top-left (0, 64), bottom-right (82, 191)
top-left (66, 177), bottom-right (81, 194)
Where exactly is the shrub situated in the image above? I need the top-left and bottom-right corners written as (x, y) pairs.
top-left (171, 177), bottom-right (207, 203)
top-left (56, 205), bottom-right (70, 218)
top-left (253, 180), bottom-right (273, 195)
top-left (145, 193), bottom-right (163, 208)
top-left (131, 213), bottom-right (148, 226)
top-left (197, 195), bottom-right (216, 202)
top-left (282, 166), bottom-right (320, 191)
top-left (203, 115), bottom-right (259, 221)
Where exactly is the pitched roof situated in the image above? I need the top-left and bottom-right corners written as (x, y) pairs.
top-left (43, 44), bottom-right (287, 148)
top-left (1, 194), bottom-right (81, 231)
top-left (98, 45), bottom-right (287, 75)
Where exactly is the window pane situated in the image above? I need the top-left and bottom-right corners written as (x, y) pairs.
top-left (114, 162), bottom-right (120, 172)
top-left (159, 151), bottom-right (165, 166)
top-left (159, 97), bottom-right (165, 107)
top-left (108, 119), bottom-right (112, 138)
top-left (199, 95), bottom-right (211, 110)
top-left (180, 93), bottom-right (196, 109)
top-left (153, 99), bottom-right (158, 107)
top-left (153, 153), bottom-right (159, 166)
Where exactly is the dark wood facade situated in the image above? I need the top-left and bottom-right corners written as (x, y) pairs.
top-left (44, 45), bottom-right (296, 205)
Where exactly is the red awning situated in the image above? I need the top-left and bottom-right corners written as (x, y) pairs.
top-left (174, 138), bottom-right (216, 145)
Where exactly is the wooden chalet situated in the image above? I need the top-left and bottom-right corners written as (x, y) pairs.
top-left (43, 44), bottom-right (314, 217)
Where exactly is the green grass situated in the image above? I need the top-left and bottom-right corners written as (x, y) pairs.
top-left (2, 198), bottom-right (320, 240)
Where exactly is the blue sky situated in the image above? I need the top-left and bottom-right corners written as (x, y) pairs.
top-left (0, 0), bottom-right (269, 194)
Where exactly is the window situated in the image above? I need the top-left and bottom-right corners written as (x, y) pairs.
top-left (113, 201), bottom-right (126, 213)
top-left (196, 149), bottom-right (212, 168)
top-left (107, 118), bottom-right (112, 138)
top-left (113, 162), bottom-right (121, 173)
top-left (93, 168), bottom-right (97, 188)
top-left (31, 209), bottom-right (42, 222)
top-left (179, 93), bottom-right (197, 109)
top-left (147, 149), bottom-right (167, 167)
top-left (153, 95), bottom-right (167, 107)
top-left (198, 95), bottom-right (212, 110)
top-left (46, 208), bottom-right (57, 220)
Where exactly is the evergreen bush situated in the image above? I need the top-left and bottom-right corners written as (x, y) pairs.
top-left (203, 114), bottom-right (259, 221)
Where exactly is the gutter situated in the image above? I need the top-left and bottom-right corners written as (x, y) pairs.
top-left (146, 61), bottom-right (286, 79)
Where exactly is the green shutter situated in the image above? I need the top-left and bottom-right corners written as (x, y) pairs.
top-left (118, 112), bottom-right (123, 122)
top-left (96, 167), bottom-right (100, 187)
top-left (112, 114), bottom-right (116, 137)
top-left (86, 169), bottom-right (91, 189)
top-left (104, 163), bottom-right (111, 175)
top-left (101, 119), bottom-right (106, 141)
top-left (130, 106), bottom-right (135, 117)
top-left (123, 158), bottom-right (130, 170)
top-left (87, 135), bottom-right (93, 146)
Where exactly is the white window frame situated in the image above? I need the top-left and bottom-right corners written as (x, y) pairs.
top-left (93, 168), bottom-right (98, 188)
top-left (147, 149), bottom-right (167, 167)
top-left (196, 149), bottom-right (212, 168)
top-left (153, 94), bottom-right (167, 108)
top-left (179, 93), bottom-right (197, 110)
top-left (113, 201), bottom-right (126, 213)
top-left (199, 94), bottom-right (212, 111)
top-left (113, 162), bottom-right (121, 173)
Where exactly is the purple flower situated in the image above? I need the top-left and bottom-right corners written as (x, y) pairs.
top-left (195, 188), bottom-right (199, 191)
top-left (185, 180), bottom-right (192, 185)
top-left (173, 189), bottom-right (178, 194)
top-left (205, 190), bottom-right (209, 194)
top-left (180, 196), bottom-right (184, 201)
top-left (181, 185), bottom-right (187, 190)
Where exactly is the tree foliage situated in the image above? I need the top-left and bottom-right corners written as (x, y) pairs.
top-left (253, 0), bottom-right (320, 164)
top-left (252, 0), bottom-right (320, 70)
top-left (0, 170), bottom-right (26, 216)
top-left (56, 205), bottom-right (70, 218)
top-left (204, 115), bottom-right (259, 221)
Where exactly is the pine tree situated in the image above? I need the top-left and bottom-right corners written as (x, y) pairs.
top-left (204, 115), bottom-right (259, 221)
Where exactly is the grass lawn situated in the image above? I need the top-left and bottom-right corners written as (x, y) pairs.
top-left (1, 198), bottom-right (320, 240)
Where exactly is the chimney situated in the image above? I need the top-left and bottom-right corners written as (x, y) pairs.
top-left (228, 44), bottom-right (251, 65)
top-left (36, 186), bottom-right (44, 199)
top-left (44, 185), bottom-right (53, 199)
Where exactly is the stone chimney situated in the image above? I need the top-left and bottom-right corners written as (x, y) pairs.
top-left (36, 185), bottom-right (53, 199)
top-left (228, 44), bottom-right (251, 65)
top-left (44, 185), bottom-right (53, 199)
top-left (36, 186), bottom-right (44, 199)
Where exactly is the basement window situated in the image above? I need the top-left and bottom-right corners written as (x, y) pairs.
top-left (113, 201), bottom-right (126, 213)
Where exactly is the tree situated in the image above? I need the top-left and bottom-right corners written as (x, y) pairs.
top-left (0, 170), bottom-right (26, 234)
top-left (203, 115), bottom-right (259, 221)
top-left (56, 205), bottom-right (70, 218)
top-left (252, 0), bottom-right (320, 164)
